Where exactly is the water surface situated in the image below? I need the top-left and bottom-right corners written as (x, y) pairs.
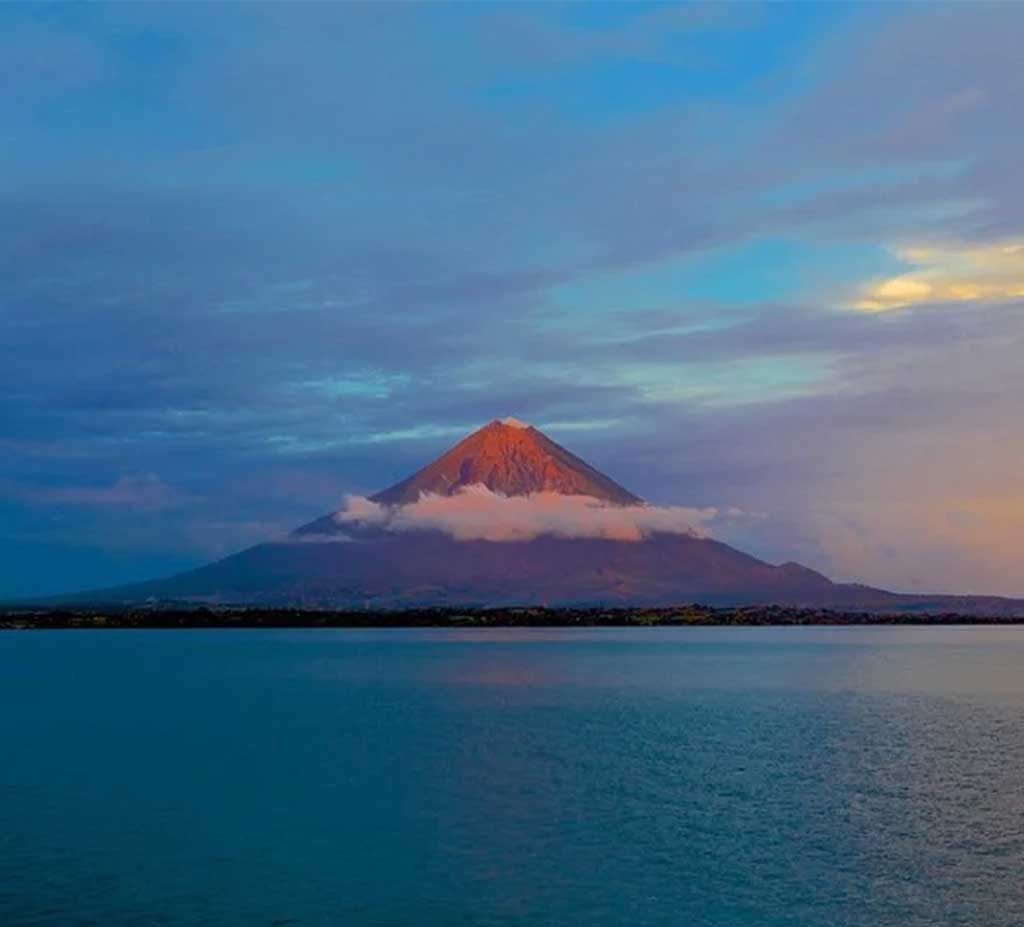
top-left (2, 627), bottom-right (1023, 926)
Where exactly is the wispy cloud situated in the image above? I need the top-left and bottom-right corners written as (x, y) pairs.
top-left (855, 241), bottom-right (1024, 311)
top-left (3, 474), bottom-right (186, 513)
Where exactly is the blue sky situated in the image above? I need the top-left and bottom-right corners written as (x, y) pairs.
top-left (3, 1), bottom-right (1024, 598)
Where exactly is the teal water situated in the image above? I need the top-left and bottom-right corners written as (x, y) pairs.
top-left (2, 627), bottom-right (1023, 926)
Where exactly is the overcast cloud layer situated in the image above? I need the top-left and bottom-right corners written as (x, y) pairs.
top-left (2, 2), bottom-right (1023, 597)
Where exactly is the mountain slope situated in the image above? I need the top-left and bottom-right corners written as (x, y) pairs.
top-left (71, 531), bottom-right (866, 609)
top-left (63, 530), bottom-right (1024, 614)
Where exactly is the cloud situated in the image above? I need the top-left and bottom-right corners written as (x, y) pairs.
top-left (3, 474), bottom-right (186, 513)
top-left (332, 485), bottom-right (726, 542)
top-left (855, 241), bottom-right (1024, 311)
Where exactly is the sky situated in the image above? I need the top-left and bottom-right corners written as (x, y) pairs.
top-left (3, 1), bottom-right (1024, 599)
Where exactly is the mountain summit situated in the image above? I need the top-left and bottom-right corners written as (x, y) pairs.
top-left (370, 419), bottom-right (642, 506)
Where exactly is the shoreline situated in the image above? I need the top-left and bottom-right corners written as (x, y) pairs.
top-left (4, 605), bottom-right (1024, 630)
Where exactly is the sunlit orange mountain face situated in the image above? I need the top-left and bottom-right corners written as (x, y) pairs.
top-left (70, 421), bottom-right (1021, 613)
top-left (376, 418), bottom-right (641, 506)
top-left (296, 419), bottom-right (640, 537)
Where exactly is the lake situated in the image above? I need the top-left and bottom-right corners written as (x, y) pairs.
top-left (2, 627), bottom-right (1023, 926)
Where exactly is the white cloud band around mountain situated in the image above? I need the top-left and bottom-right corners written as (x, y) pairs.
top-left (330, 484), bottom-right (720, 542)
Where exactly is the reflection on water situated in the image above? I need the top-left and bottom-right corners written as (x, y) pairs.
top-left (1, 627), bottom-right (1023, 926)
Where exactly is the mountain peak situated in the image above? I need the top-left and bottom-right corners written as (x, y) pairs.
top-left (369, 419), bottom-right (642, 506)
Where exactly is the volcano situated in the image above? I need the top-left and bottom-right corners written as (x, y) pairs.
top-left (62, 419), bottom-right (1020, 613)
top-left (296, 418), bottom-right (640, 537)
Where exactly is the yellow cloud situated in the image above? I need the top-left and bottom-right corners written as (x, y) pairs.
top-left (855, 240), bottom-right (1024, 312)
